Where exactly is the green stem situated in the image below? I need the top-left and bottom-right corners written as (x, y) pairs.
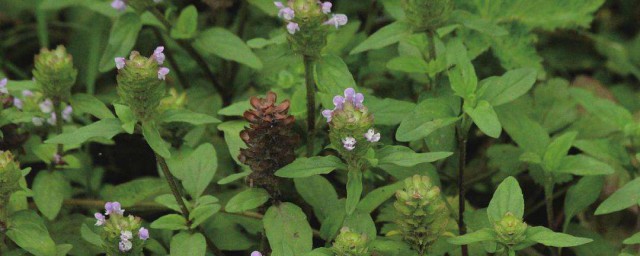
top-left (426, 30), bottom-right (438, 91)
top-left (303, 55), bottom-right (316, 157)
top-left (35, 7), bottom-right (49, 48)
top-left (456, 115), bottom-right (469, 256)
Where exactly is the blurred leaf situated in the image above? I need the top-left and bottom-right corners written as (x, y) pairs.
top-left (170, 232), bottom-right (206, 256)
top-left (264, 203), bottom-right (313, 256)
top-left (181, 143), bottom-right (218, 198)
top-left (194, 27), bottom-right (263, 69)
top-left (623, 232), bottom-right (640, 245)
top-left (142, 120), bottom-right (171, 158)
top-left (218, 121), bottom-right (248, 165)
top-left (45, 118), bottom-right (124, 145)
top-left (487, 177), bottom-right (524, 223)
top-left (114, 104), bottom-right (136, 134)
top-left (100, 178), bottom-right (170, 207)
top-left (158, 109), bottom-right (221, 125)
top-left (315, 54), bottom-right (358, 99)
top-left (448, 229), bottom-right (496, 245)
top-left (6, 211), bottom-right (57, 256)
top-left (357, 181), bottom-right (403, 214)
top-left (32, 171), bottom-right (71, 220)
top-left (225, 188), bottom-right (269, 213)
top-left (366, 97), bottom-right (416, 126)
top-left (387, 56), bottom-right (428, 73)
top-left (151, 214), bottom-right (188, 230)
top-left (448, 39), bottom-right (477, 99)
top-left (377, 145), bottom-right (452, 167)
top-left (98, 13), bottom-right (142, 72)
top-left (478, 68), bottom-right (537, 106)
top-left (170, 5), bottom-right (198, 39)
top-left (466, 101), bottom-right (501, 138)
top-left (563, 176), bottom-right (604, 231)
top-left (346, 170), bottom-right (363, 215)
top-left (526, 226), bottom-right (592, 247)
top-left (556, 155), bottom-right (615, 176)
top-left (70, 93), bottom-right (114, 119)
top-left (350, 22), bottom-right (411, 54)
top-left (275, 156), bottom-right (346, 178)
top-left (294, 175), bottom-right (339, 221)
top-left (543, 131), bottom-right (578, 172)
top-left (595, 178), bottom-right (640, 215)
top-left (396, 98), bottom-right (459, 142)
top-left (570, 88), bottom-right (634, 131)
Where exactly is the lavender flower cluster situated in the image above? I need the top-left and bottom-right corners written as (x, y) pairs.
top-left (323, 88), bottom-right (380, 151)
top-left (95, 202), bottom-right (149, 252)
top-left (111, 0), bottom-right (163, 11)
top-left (274, 1), bottom-right (348, 34)
top-left (115, 46), bottom-right (170, 80)
top-left (1, 78), bottom-right (73, 127)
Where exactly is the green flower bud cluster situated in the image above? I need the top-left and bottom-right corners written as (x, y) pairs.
top-left (32, 45), bottom-right (77, 101)
top-left (157, 88), bottom-right (187, 113)
top-left (494, 212), bottom-right (527, 246)
top-left (116, 51), bottom-right (167, 121)
top-left (393, 175), bottom-right (449, 253)
top-left (332, 227), bottom-right (369, 256)
top-left (402, 0), bottom-right (453, 32)
top-left (0, 150), bottom-right (22, 222)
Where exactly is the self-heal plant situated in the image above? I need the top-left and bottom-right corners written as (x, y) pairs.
top-left (93, 202), bottom-right (149, 255)
top-left (331, 227), bottom-right (369, 256)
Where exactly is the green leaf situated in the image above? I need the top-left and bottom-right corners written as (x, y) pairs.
top-left (218, 120), bottom-right (248, 165)
top-left (33, 171), bottom-right (70, 220)
top-left (366, 97), bottom-right (416, 125)
top-left (570, 88), bottom-right (634, 131)
top-left (498, 108), bottom-right (550, 156)
top-left (346, 170), bottom-right (363, 215)
top-left (98, 13), bottom-right (142, 72)
top-left (343, 210), bottom-right (377, 240)
top-left (487, 176), bottom-right (524, 223)
top-left (225, 188), bottom-right (270, 213)
top-left (114, 104), bottom-right (136, 134)
top-left (45, 118), bottom-right (124, 145)
top-left (150, 214), bottom-right (188, 230)
top-left (350, 21), bottom-right (411, 54)
top-left (478, 68), bottom-right (537, 106)
top-left (490, 29), bottom-right (544, 75)
top-left (556, 155), bottom-right (615, 176)
top-left (142, 121), bottom-right (171, 158)
top-left (377, 145), bottom-right (452, 167)
top-left (294, 175), bottom-right (339, 221)
top-left (158, 109), bottom-right (221, 125)
top-left (448, 229), bottom-right (497, 245)
top-left (275, 156), bottom-right (346, 178)
top-left (100, 178), bottom-right (170, 207)
top-left (218, 100), bottom-right (250, 117)
top-left (454, 10), bottom-right (508, 37)
top-left (357, 181), bottom-right (404, 214)
top-left (527, 227), bottom-right (592, 247)
top-left (80, 223), bottom-right (102, 248)
top-left (70, 93), bottom-right (114, 119)
top-left (155, 194), bottom-right (182, 213)
top-left (595, 178), bottom-right (640, 215)
top-left (396, 98), bottom-right (459, 142)
top-left (264, 203), bottom-right (313, 256)
top-left (6, 211), bottom-right (57, 256)
top-left (315, 54), bottom-right (357, 98)
top-left (194, 27), bottom-right (263, 69)
top-left (217, 171), bottom-right (250, 185)
top-left (448, 39), bottom-right (477, 99)
top-left (170, 5), bottom-right (198, 39)
top-left (542, 131), bottom-right (578, 172)
top-left (181, 143), bottom-right (218, 198)
top-left (563, 176), bottom-right (604, 231)
top-left (623, 232), bottom-right (640, 245)
top-left (466, 100), bottom-right (502, 138)
top-left (170, 232), bottom-right (206, 256)
top-left (386, 56), bottom-right (428, 73)
top-left (189, 201), bottom-right (221, 228)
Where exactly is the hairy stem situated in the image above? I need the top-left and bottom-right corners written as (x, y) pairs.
top-left (303, 55), bottom-right (316, 157)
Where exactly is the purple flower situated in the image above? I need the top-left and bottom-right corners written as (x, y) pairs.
top-left (22, 90), bottom-right (34, 97)
top-left (158, 67), bottom-right (170, 80)
top-left (119, 240), bottom-right (132, 252)
top-left (105, 202), bottom-right (125, 215)
top-left (32, 117), bottom-right (44, 126)
top-left (324, 14), bottom-right (348, 28)
top-left (138, 227), bottom-right (149, 240)
top-left (153, 0), bottom-right (162, 3)
top-left (354, 93), bottom-right (364, 108)
top-left (342, 137), bottom-right (356, 151)
top-left (286, 22), bottom-right (300, 35)
top-left (39, 99), bottom-right (53, 113)
top-left (322, 109), bottom-right (333, 122)
top-left (279, 7), bottom-right (295, 20)
top-left (62, 105), bottom-right (73, 122)
top-left (274, 1), bottom-right (284, 9)
top-left (121, 230), bottom-right (133, 241)
top-left (321, 2), bottom-right (332, 14)
top-left (152, 46), bottom-right (165, 65)
top-left (53, 153), bottom-right (63, 165)
top-left (365, 129), bottom-right (380, 142)
top-left (13, 98), bottom-right (23, 110)
top-left (94, 213), bottom-right (106, 226)
top-left (47, 112), bottom-right (57, 126)
top-left (111, 0), bottom-right (126, 11)
top-left (344, 88), bottom-right (355, 103)
top-left (333, 95), bottom-right (345, 109)
top-left (251, 251), bottom-right (263, 256)
top-left (0, 78), bottom-right (7, 94)
top-left (115, 57), bottom-right (126, 70)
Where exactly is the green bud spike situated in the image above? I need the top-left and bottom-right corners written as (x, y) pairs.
top-left (402, 0), bottom-right (453, 32)
top-left (494, 212), bottom-right (528, 246)
top-left (102, 214), bottom-right (144, 256)
top-left (392, 175), bottom-right (449, 254)
top-left (0, 150), bottom-right (22, 222)
top-left (116, 51), bottom-right (166, 121)
top-left (332, 227), bottom-right (369, 256)
top-left (32, 45), bottom-right (77, 101)
top-left (286, 0), bottom-right (329, 57)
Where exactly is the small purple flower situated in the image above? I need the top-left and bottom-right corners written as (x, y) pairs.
top-left (274, 1), bottom-right (284, 9)
top-left (62, 105), bottom-right (73, 122)
top-left (138, 227), bottom-right (149, 240)
top-left (286, 22), bottom-right (300, 35)
top-left (354, 93), bottom-right (364, 108)
top-left (324, 14), bottom-right (348, 28)
top-left (321, 2), bottom-right (332, 14)
top-left (47, 112), bottom-right (57, 126)
top-left (158, 67), bottom-right (170, 80)
top-left (342, 137), bottom-right (356, 151)
top-left (119, 240), bottom-right (132, 252)
top-left (53, 153), bottom-right (63, 165)
top-left (32, 117), bottom-right (44, 126)
top-left (333, 95), bottom-right (345, 109)
top-left (94, 213), bottom-right (106, 226)
top-left (279, 7), bottom-right (295, 20)
top-left (39, 99), bottom-right (53, 113)
top-left (344, 88), bottom-right (355, 102)
top-left (115, 57), bottom-right (126, 70)
top-left (365, 129), bottom-right (380, 142)
top-left (121, 230), bottom-right (133, 241)
top-left (111, 0), bottom-right (126, 11)
top-left (152, 46), bottom-right (165, 65)
top-left (22, 90), bottom-right (34, 97)
top-left (153, 0), bottom-right (162, 3)
top-left (0, 78), bottom-right (7, 94)
top-left (13, 98), bottom-right (23, 110)
top-left (251, 251), bottom-right (263, 256)
top-left (105, 202), bottom-right (125, 215)
top-left (322, 109), bottom-right (333, 122)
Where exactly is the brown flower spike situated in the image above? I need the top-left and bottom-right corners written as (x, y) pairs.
top-left (239, 92), bottom-right (299, 198)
